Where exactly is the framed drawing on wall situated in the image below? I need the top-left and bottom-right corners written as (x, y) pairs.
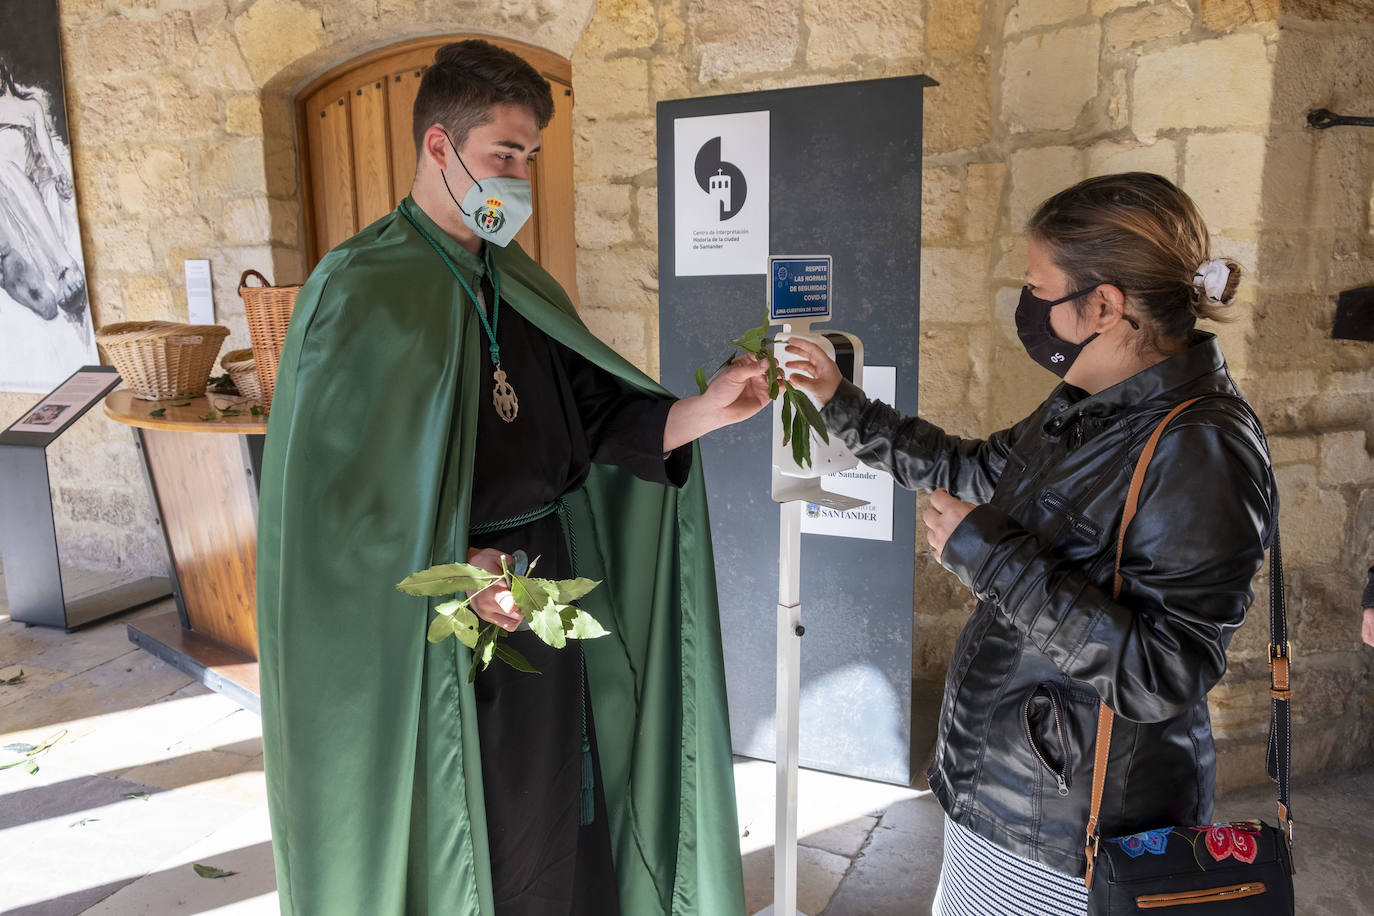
top-left (0, 0), bottom-right (97, 393)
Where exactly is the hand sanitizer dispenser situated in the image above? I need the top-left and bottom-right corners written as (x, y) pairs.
top-left (766, 255), bottom-right (868, 510)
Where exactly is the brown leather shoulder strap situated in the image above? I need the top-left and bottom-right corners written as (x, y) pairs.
top-left (1085, 397), bottom-right (1202, 887)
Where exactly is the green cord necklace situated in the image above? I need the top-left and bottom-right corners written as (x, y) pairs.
top-left (401, 200), bottom-right (519, 422)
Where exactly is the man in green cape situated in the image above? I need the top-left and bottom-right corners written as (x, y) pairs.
top-left (257, 40), bottom-right (765, 915)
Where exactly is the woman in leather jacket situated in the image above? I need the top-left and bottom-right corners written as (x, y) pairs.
top-left (785, 173), bottom-right (1278, 915)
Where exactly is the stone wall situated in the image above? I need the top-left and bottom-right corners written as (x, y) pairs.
top-left (6, 0), bottom-right (1371, 786)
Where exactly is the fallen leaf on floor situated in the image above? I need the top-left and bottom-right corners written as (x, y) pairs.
top-left (193, 864), bottom-right (238, 879)
top-left (122, 792), bottom-right (152, 801)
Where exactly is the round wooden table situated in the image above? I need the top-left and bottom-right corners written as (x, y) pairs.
top-left (104, 390), bottom-right (267, 708)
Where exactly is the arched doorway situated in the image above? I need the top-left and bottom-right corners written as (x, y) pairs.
top-left (295, 36), bottom-right (577, 300)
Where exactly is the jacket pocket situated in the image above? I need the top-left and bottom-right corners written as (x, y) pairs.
top-left (1039, 489), bottom-right (1102, 539)
top-left (1024, 682), bottom-right (1075, 797)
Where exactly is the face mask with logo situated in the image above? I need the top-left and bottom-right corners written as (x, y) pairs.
top-left (1014, 285), bottom-right (1100, 378)
top-left (440, 132), bottom-right (533, 247)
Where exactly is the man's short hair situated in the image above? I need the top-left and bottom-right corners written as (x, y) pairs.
top-left (411, 40), bottom-right (554, 157)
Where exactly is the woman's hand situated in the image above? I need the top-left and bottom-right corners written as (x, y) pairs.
top-left (465, 547), bottom-right (523, 631)
top-left (923, 488), bottom-right (975, 563)
top-left (783, 337), bottom-right (843, 407)
top-left (664, 354), bottom-right (770, 452)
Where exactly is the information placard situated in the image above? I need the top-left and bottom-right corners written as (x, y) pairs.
top-left (3, 365), bottom-right (121, 442)
top-left (800, 366), bottom-right (896, 541)
top-left (673, 110), bottom-right (770, 277)
top-left (768, 255), bottom-right (832, 322)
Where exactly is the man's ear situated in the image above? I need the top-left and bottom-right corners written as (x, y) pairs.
top-left (421, 125), bottom-right (450, 169)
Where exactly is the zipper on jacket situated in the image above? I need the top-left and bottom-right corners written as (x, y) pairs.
top-left (1023, 684), bottom-right (1072, 796)
top-left (1134, 882), bottom-right (1267, 909)
top-left (1040, 490), bottom-right (1102, 538)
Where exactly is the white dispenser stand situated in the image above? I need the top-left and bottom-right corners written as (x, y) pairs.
top-left (755, 303), bottom-right (867, 916)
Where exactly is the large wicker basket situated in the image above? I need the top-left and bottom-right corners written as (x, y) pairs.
top-left (96, 321), bottom-right (230, 401)
top-left (221, 348), bottom-right (262, 402)
top-left (238, 269), bottom-right (300, 411)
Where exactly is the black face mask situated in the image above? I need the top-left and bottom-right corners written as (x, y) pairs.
top-left (1014, 285), bottom-right (1099, 378)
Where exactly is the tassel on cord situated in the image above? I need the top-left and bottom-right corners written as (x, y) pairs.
top-left (561, 499), bottom-right (595, 826)
top-left (579, 645), bottom-right (595, 826)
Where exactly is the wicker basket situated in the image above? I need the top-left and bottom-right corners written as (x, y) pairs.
top-left (221, 348), bottom-right (262, 402)
top-left (96, 321), bottom-right (230, 401)
top-left (238, 269), bottom-right (300, 411)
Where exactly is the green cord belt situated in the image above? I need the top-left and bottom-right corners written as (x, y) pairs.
top-left (468, 500), bottom-right (560, 536)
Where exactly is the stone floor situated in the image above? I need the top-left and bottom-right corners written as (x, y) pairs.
top-left (2, 588), bottom-right (1371, 915)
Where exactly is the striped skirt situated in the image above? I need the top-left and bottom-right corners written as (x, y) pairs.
top-left (932, 817), bottom-right (1089, 916)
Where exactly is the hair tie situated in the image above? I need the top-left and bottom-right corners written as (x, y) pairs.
top-left (1192, 259), bottom-right (1230, 302)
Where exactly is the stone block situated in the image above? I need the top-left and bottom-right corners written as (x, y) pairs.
top-left (1274, 464), bottom-right (1346, 566)
top-left (1319, 430), bottom-right (1374, 486)
top-left (1199, 0), bottom-right (1279, 30)
top-left (572, 57), bottom-right (650, 121)
top-left (155, 75), bottom-right (221, 137)
top-left (1005, 0), bottom-right (1088, 35)
top-left (634, 185), bottom-right (658, 246)
top-left (690, 0), bottom-right (801, 84)
top-left (82, 17), bottom-right (165, 77)
top-left (119, 275), bottom-right (176, 322)
top-left (651, 56), bottom-right (691, 101)
top-left (574, 182), bottom-right (634, 249)
top-left (88, 223), bottom-right (156, 274)
top-left (921, 167), bottom-right (963, 243)
top-left (1008, 145), bottom-right (1084, 228)
top-left (1267, 434), bottom-right (1317, 466)
top-left (1268, 30), bottom-right (1334, 131)
top-left (1182, 132), bottom-right (1265, 232)
top-left (234, 0), bottom-right (326, 84)
top-left (116, 146), bottom-right (195, 216)
top-left (573, 119), bottom-right (655, 183)
top-left (196, 137), bottom-right (268, 198)
top-left (193, 31), bottom-right (253, 92)
top-left (225, 95), bottom-right (264, 136)
top-left (924, 54), bottom-right (993, 153)
top-left (1133, 34), bottom-right (1272, 135)
top-left (1092, 0), bottom-right (1145, 13)
top-left (1087, 139), bottom-right (1178, 181)
top-left (921, 248), bottom-right (988, 323)
top-left (660, 2), bottom-right (687, 49)
top-left (992, 235), bottom-right (1029, 282)
top-left (1001, 25), bottom-right (1100, 133)
top-left (1105, 0), bottom-right (1192, 51)
top-left (804, 0), bottom-right (926, 70)
top-left (575, 0), bottom-right (658, 56)
top-left (991, 282), bottom-right (1022, 342)
top-left (964, 162), bottom-right (1006, 241)
top-left (928, 0), bottom-right (985, 53)
top-left (223, 197), bottom-right (273, 245)
top-left (1208, 675), bottom-right (1272, 737)
top-left (576, 246), bottom-right (658, 307)
top-left (581, 307), bottom-right (649, 371)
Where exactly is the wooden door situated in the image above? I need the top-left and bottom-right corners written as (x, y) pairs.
top-left (297, 37), bottom-right (577, 301)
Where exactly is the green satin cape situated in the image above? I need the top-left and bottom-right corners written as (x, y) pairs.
top-left (256, 200), bottom-right (744, 915)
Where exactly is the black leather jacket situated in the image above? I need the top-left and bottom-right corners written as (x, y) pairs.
top-left (821, 333), bottom-right (1277, 876)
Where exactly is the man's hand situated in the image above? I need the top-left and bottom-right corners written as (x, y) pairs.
top-left (923, 488), bottom-right (975, 563)
top-left (465, 547), bottom-right (523, 631)
top-left (664, 355), bottom-right (770, 452)
top-left (1363, 608), bottom-right (1374, 648)
top-left (783, 337), bottom-right (843, 407)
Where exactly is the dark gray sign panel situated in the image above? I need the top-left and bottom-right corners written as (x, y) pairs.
top-left (657, 76), bottom-right (933, 784)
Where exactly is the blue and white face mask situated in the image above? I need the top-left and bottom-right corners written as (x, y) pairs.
top-left (441, 132), bottom-right (533, 248)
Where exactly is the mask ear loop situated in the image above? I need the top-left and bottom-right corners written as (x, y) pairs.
top-left (440, 129), bottom-right (482, 216)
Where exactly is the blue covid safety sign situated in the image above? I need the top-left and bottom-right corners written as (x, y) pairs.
top-left (768, 255), bottom-right (832, 322)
